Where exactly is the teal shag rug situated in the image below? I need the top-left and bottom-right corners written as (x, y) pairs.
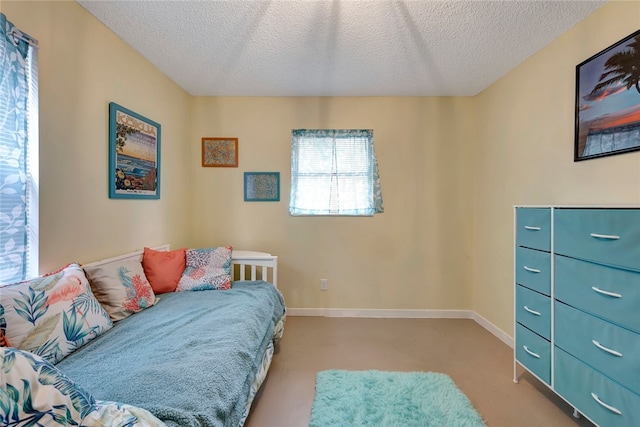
top-left (309, 370), bottom-right (486, 427)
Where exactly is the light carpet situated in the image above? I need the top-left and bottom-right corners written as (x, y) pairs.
top-left (309, 370), bottom-right (486, 427)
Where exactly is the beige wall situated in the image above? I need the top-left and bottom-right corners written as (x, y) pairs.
top-left (473, 1), bottom-right (640, 335)
top-left (3, 1), bottom-right (193, 273)
top-left (191, 97), bottom-right (476, 309)
top-left (8, 0), bottom-right (638, 334)
top-left (4, 1), bottom-right (476, 312)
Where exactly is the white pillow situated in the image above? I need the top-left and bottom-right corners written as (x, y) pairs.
top-left (84, 260), bottom-right (156, 321)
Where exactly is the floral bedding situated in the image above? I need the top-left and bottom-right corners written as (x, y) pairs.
top-left (0, 347), bottom-right (165, 426)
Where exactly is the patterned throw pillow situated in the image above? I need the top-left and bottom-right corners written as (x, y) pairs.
top-left (0, 330), bottom-right (10, 347)
top-left (176, 246), bottom-right (233, 291)
top-left (1, 346), bottom-right (96, 424)
top-left (0, 263), bottom-right (112, 364)
top-left (84, 260), bottom-right (156, 322)
top-left (0, 347), bottom-right (165, 426)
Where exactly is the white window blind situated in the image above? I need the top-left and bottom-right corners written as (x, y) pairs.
top-left (0, 14), bottom-right (38, 284)
top-left (290, 129), bottom-right (383, 216)
top-left (26, 44), bottom-right (39, 281)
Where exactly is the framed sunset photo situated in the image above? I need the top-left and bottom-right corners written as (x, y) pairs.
top-left (575, 29), bottom-right (640, 161)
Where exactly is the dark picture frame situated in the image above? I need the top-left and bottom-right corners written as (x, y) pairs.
top-left (575, 29), bottom-right (640, 161)
top-left (109, 102), bottom-right (160, 199)
top-left (202, 137), bottom-right (238, 167)
top-left (244, 172), bottom-right (280, 202)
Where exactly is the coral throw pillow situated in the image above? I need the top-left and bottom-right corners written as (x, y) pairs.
top-left (142, 247), bottom-right (186, 294)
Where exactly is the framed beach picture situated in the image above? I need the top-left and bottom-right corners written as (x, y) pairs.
top-left (109, 102), bottom-right (161, 199)
top-left (575, 29), bottom-right (640, 161)
top-left (244, 172), bottom-right (280, 202)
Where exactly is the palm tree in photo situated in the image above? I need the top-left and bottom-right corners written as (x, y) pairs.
top-left (591, 35), bottom-right (640, 96)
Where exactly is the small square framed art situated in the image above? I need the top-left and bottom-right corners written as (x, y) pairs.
top-left (202, 137), bottom-right (238, 167)
top-left (244, 172), bottom-right (280, 202)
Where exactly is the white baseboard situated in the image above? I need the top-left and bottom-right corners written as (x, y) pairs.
top-left (287, 308), bottom-right (514, 348)
top-left (286, 308), bottom-right (474, 319)
top-left (471, 312), bottom-right (514, 348)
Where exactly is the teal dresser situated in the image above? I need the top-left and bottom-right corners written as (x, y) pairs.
top-left (515, 207), bottom-right (640, 426)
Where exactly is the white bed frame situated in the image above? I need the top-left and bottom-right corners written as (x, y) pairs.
top-left (82, 245), bottom-right (278, 288)
top-left (231, 250), bottom-right (278, 288)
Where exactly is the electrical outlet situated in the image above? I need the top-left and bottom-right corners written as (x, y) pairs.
top-left (320, 279), bottom-right (328, 291)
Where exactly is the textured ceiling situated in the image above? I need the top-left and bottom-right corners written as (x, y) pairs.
top-left (78, 0), bottom-right (606, 97)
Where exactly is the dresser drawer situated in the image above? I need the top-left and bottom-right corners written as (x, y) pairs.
top-left (555, 254), bottom-right (640, 333)
top-left (516, 208), bottom-right (551, 251)
top-left (555, 301), bottom-right (640, 393)
top-left (515, 247), bottom-right (551, 296)
top-left (555, 209), bottom-right (640, 270)
top-left (516, 323), bottom-right (550, 385)
top-left (555, 348), bottom-right (640, 427)
top-left (515, 285), bottom-right (550, 340)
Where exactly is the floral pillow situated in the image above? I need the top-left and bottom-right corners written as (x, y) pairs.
top-left (84, 260), bottom-right (156, 322)
top-left (1, 346), bottom-right (96, 424)
top-left (0, 263), bottom-right (112, 364)
top-left (0, 347), bottom-right (165, 426)
top-left (176, 246), bottom-right (233, 291)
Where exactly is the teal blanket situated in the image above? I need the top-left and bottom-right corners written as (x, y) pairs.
top-left (56, 281), bottom-right (285, 427)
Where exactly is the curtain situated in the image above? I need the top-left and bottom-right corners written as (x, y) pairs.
top-left (290, 129), bottom-right (384, 216)
top-left (0, 13), bottom-right (38, 284)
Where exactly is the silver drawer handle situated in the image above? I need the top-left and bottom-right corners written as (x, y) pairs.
top-left (590, 233), bottom-right (621, 240)
top-left (591, 392), bottom-right (622, 415)
top-left (523, 266), bottom-right (541, 273)
top-left (524, 226), bottom-right (541, 231)
top-left (523, 345), bottom-right (541, 359)
top-left (592, 340), bottom-right (623, 357)
top-left (523, 306), bottom-right (541, 316)
top-left (591, 286), bottom-right (622, 298)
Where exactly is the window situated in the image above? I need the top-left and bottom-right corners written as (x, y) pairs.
top-left (290, 129), bottom-right (383, 216)
top-left (0, 14), bottom-right (39, 284)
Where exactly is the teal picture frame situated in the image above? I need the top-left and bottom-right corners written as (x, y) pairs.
top-left (109, 102), bottom-right (161, 199)
top-left (244, 172), bottom-right (280, 202)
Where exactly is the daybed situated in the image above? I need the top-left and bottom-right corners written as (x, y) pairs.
top-left (0, 245), bottom-right (285, 427)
